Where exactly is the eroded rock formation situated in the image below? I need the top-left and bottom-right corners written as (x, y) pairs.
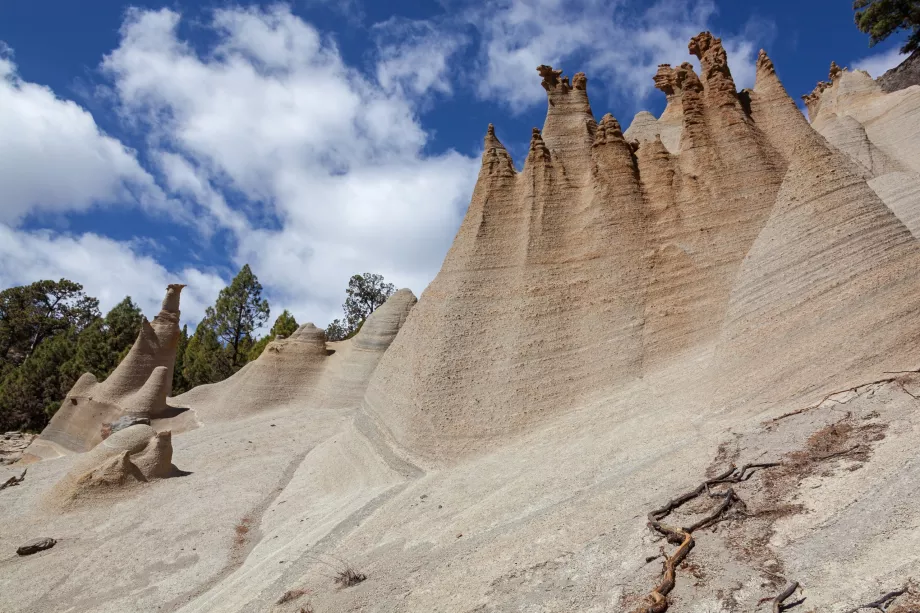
top-left (365, 33), bottom-right (920, 464)
top-left (25, 285), bottom-right (185, 460)
top-left (45, 424), bottom-right (176, 507)
top-left (173, 289), bottom-right (417, 420)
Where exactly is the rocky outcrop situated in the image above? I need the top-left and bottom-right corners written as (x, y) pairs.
top-left (877, 48), bottom-right (920, 92)
top-left (173, 290), bottom-right (417, 420)
top-left (364, 33), bottom-right (920, 465)
top-left (26, 286), bottom-right (185, 459)
top-left (45, 424), bottom-right (176, 507)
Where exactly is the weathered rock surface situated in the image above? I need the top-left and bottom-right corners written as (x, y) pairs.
top-left (173, 289), bottom-right (416, 420)
top-left (878, 48), bottom-right (920, 92)
top-left (0, 432), bottom-right (35, 465)
top-left (4, 31), bottom-right (920, 613)
top-left (25, 286), bottom-right (186, 460)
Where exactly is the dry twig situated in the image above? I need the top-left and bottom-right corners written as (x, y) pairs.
top-left (772, 581), bottom-right (800, 613)
top-left (843, 584), bottom-right (910, 612)
top-left (0, 469), bottom-right (26, 492)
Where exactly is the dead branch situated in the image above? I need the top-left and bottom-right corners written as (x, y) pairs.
top-left (771, 378), bottom-right (897, 423)
top-left (815, 445), bottom-right (862, 461)
top-left (843, 584), bottom-right (910, 612)
top-left (630, 463), bottom-right (780, 613)
top-left (773, 581), bottom-right (800, 613)
top-left (0, 469), bottom-right (26, 492)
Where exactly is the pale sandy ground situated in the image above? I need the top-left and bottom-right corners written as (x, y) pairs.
top-left (2, 345), bottom-right (919, 612)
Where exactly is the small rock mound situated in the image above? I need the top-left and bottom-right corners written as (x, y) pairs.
top-left (46, 425), bottom-right (177, 507)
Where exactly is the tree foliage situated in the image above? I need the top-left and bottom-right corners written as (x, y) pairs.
top-left (0, 279), bottom-right (99, 367)
top-left (172, 325), bottom-right (190, 396)
top-left (0, 284), bottom-right (141, 432)
top-left (325, 273), bottom-right (395, 341)
top-left (182, 324), bottom-right (231, 389)
top-left (204, 264), bottom-right (270, 369)
top-left (854, 0), bottom-right (920, 54)
top-left (248, 310), bottom-right (299, 361)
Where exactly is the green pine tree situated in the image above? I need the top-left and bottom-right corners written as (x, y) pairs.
top-left (182, 324), bottom-right (231, 389)
top-left (172, 325), bottom-right (190, 395)
top-left (854, 0), bottom-right (920, 54)
top-left (205, 264), bottom-right (270, 370)
top-left (248, 310), bottom-right (298, 361)
top-left (0, 332), bottom-right (77, 431)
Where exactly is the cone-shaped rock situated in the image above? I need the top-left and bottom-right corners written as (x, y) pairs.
top-left (26, 285), bottom-right (186, 459)
top-left (174, 291), bottom-right (417, 420)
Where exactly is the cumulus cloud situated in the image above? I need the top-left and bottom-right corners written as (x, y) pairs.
top-left (102, 6), bottom-right (479, 325)
top-left (852, 46), bottom-right (908, 78)
top-left (373, 17), bottom-right (468, 97)
top-left (464, 0), bottom-right (768, 112)
top-left (0, 52), bottom-right (167, 223)
top-left (0, 223), bottom-right (225, 324)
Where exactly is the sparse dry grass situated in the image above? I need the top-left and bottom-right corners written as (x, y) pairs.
top-left (276, 588), bottom-right (309, 604)
top-left (334, 567), bottom-right (367, 588)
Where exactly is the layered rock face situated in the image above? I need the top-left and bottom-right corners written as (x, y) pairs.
top-left (366, 33), bottom-right (920, 463)
top-left (26, 285), bottom-right (186, 459)
top-left (173, 289), bottom-right (416, 420)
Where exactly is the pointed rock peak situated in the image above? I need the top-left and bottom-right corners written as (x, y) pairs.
top-left (593, 113), bottom-right (625, 147)
top-left (127, 366), bottom-right (170, 416)
top-left (688, 32), bottom-right (738, 100)
top-left (292, 323), bottom-right (326, 342)
top-left (688, 31), bottom-right (720, 61)
top-left (354, 289), bottom-right (418, 351)
top-left (654, 64), bottom-right (679, 97)
top-left (538, 65), bottom-right (565, 92)
top-left (676, 62), bottom-right (703, 93)
top-left (484, 123), bottom-right (506, 149)
top-left (756, 50), bottom-right (775, 75)
top-left (161, 284), bottom-right (185, 314)
top-left (481, 123), bottom-right (516, 178)
top-left (573, 72), bottom-right (587, 90)
top-left (802, 80), bottom-right (831, 122)
top-left (829, 60), bottom-right (844, 81)
top-left (528, 127), bottom-right (550, 161)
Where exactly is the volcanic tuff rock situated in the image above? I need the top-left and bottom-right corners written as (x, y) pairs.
top-left (24, 285), bottom-right (185, 460)
top-left (877, 48), bottom-right (920, 93)
top-left (45, 424), bottom-right (176, 507)
top-left (172, 289), bottom-right (417, 421)
top-left (5, 31), bottom-right (920, 613)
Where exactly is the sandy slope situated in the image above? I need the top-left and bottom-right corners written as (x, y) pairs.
top-left (3, 33), bottom-right (920, 613)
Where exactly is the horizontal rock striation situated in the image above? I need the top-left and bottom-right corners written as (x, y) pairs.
top-left (365, 33), bottom-right (920, 464)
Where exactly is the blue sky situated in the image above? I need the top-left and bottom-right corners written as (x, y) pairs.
top-left (0, 0), bottom-right (910, 330)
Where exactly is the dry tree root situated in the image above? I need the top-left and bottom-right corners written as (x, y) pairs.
top-left (772, 369), bottom-right (920, 424)
top-left (843, 584), bottom-right (911, 612)
top-left (629, 463), bottom-right (780, 613)
top-left (771, 581), bottom-right (800, 613)
top-left (0, 469), bottom-right (26, 492)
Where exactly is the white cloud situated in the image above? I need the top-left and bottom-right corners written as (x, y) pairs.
top-left (101, 6), bottom-right (479, 326)
top-left (0, 223), bottom-right (225, 325)
top-left (373, 18), bottom-right (468, 97)
top-left (0, 52), bottom-right (166, 223)
top-left (852, 46), bottom-right (908, 78)
top-left (464, 0), bottom-right (767, 112)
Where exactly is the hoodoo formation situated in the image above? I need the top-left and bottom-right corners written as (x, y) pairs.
top-left (23, 285), bottom-right (187, 461)
top-left (4, 32), bottom-right (920, 613)
top-left (365, 32), bottom-right (920, 463)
